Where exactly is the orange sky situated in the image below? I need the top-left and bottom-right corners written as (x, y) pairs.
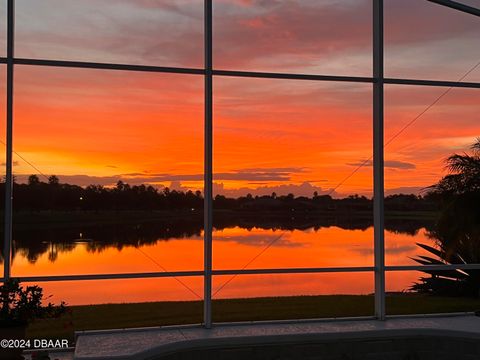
top-left (0, 0), bottom-right (478, 197)
top-left (5, 65), bottom-right (478, 198)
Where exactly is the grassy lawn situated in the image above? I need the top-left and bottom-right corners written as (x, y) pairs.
top-left (27, 294), bottom-right (480, 342)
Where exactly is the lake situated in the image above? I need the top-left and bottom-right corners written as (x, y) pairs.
top-left (4, 212), bottom-right (438, 306)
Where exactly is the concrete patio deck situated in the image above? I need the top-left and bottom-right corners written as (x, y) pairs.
top-left (73, 314), bottom-right (480, 360)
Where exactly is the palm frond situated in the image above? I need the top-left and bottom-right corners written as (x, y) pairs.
top-left (446, 153), bottom-right (479, 173)
top-left (416, 243), bottom-right (443, 258)
top-left (471, 137), bottom-right (480, 156)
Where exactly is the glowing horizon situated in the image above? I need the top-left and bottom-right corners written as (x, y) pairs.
top-left (0, 0), bottom-right (478, 198)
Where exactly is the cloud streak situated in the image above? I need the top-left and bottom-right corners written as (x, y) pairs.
top-left (3, 0), bottom-right (476, 79)
top-left (213, 181), bottom-right (337, 198)
top-left (347, 159), bottom-right (416, 170)
top-left (13, 167), bottom-right (309, 187)
top-left (214, 233), bottom-right (305, 248)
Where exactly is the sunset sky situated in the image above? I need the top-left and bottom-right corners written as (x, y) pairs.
top-left (0, 0), bottom-right (479, 197)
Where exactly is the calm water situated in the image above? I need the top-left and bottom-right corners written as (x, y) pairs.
top-left (5, 216), bottom-right (438, 305)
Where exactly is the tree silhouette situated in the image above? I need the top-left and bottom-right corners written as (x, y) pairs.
top-left (48, 175), bottom-right (59, 185)
top-left (413, 138), bottom-right (480, 297)
top-left (28, 174), bottom-right (40, 185)
top-left (428, 138), bottom-right (480, 196)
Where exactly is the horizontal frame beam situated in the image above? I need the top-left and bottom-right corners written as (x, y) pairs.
top-left (384, 77), bottom-right (480, 89)
top-left (0, 267), bottom-right (374, 283)
top-left (213, 267), bottom-right (374, 275)
top-left (212, 69), bottom-right (373, 83)
top-left (386, 264), bottom-right (480, 271)
top-left (1, 58), bottom-right (479, 89)
top-left (3, 263), bottom-right (480, 283)
top-left (2, 271), bottom-right (204, 283)
top-left (12, 58), bottom-right (205, 75)
top-left (427, 0), bottom-right (480, 17)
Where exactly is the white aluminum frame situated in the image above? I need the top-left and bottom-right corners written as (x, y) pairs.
top-left (1, 0), bottom-right (480, 327)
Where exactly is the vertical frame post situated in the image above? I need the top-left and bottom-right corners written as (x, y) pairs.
top-left (3, 0), bottom-right (14, 281)
top-left (373, 0), bottom-right (385, 320)
top-left (203, 0), bottom-right (213, 329)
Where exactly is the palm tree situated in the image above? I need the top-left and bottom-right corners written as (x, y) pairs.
top-left (412, 138), bottom-right (480, 297)
top-left (428, 138), bottom-right (480, 195)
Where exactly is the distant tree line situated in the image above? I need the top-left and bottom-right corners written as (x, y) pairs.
top-left (2, 175), bottom-right (203, 211)
top-left (0, 174), bottom-right (438, 212)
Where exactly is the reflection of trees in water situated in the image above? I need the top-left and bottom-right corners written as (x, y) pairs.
top-left (4, 211), bottom-right (436, 265)
top-left (11, 215), bottom-right (203, 264)
top-left (16, 241), bottom-right (77, 264)
top-left (385, 218), bottom-right (433, 236)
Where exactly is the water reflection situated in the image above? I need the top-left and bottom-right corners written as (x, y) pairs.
top-left (0, 212), bottom-right (445, 302)
top-left (6, 212), bottom-right (434, 268)
top-left (6, 212), bottom-right (435, 264)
